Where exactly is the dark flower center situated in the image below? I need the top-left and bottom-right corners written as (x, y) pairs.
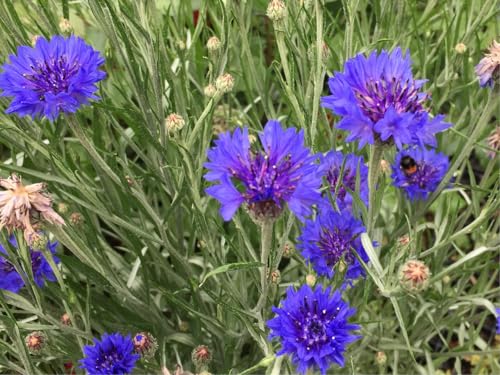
top-left (318, 228), bottom-right (355, 268)
top-left (295, 297), bottom-right (335, 351)
top-left (23, 55), bottom-right (81, 98)
top-left (96, 350), bottom-right (123, 371)
top-left (404, 162), bottom-right (437, 188)
top-left (353, 77), bottom-right (427, 123)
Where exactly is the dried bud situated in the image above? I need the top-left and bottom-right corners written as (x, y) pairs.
top-left (266, 0), bottom-right (287, 22)
top-left (58, 202), bottom-right (69, 214)
top-left (165, 113), bottom-right (186, 133)
top-left (191, 345), bottom-right (212, 371)
top-left (282, 241), bottom-right (295, 258)
top-left (133, 332), bottom-right (158, 359)
top-left (70, 212), bottom-right (84, 226)
top-left (305, 274), bottom-right (316, 287)
top-left (486, 126), bottom-right (500, 158)
top-left (25, 331), bottom-right (48, 354)
top-left (215, 73), bottom-right (234, 93)
top-left (59, 18), bottom-right (72, 33)
top-left (454, 43), bottom-right (467, 54)
top-left (206, 36), bottom-right (221, 53)
top-left (398, 235), bottom-right (410, 247)
top-left (375, 351), bottom-right (387, 365)
top-left (399, 259), bottom-right (431, 292)
top-left (270, 269), bottom-right (280, 284)
top-left (475, 40), bottom-right (500, 87)
top-left (204, 84), bottom-right (217, 98)
top-left (61, 313), bottom-right (71, 326)
top-left (30, 232), bottom-right (48, 250)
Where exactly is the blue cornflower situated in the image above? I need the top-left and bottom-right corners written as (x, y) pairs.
top-left (317, 151), bottom-right (368, 211)
top-left (267, 285), bottom-right (360, 375)
top-left (0, 35), bottom-right (105, 121)
top-left (297, 207), bottom-right (369, 279)
top-left (0, 235), bottom-right (59, 293)
top-left (321, 47), bottom-right (450, 148)
top-left (80, 333), bottom-right (139, 375)
top-left (204, 120), bottom-right (321, 221)
top-left (391, 147), bottom-right (449, 201)
top-left (475, 40), bottom-right (500, 88)
top-left (496, 307), bottom-right (500, 334)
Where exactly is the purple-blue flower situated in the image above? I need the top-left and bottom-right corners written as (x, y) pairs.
top-left (391, 147), bottom-right (449, 200)
top-left (204, 120), bottom-right (321, 221)
top-left (267, 285), bottom-right (360, 375)
top-left (297, 207), bottom-right (369, 279)
top-left (474, 40), bottom-right (500, 88)
top-left (79, 333), bottom-right (139, 375)
top-left (321, 47), bottom-right (450, 148)
top-left (0, 35), bottom-right (105, 121)
top-left (0, 235), bottom-right (59, 293)
top-left (317, 151), bottom-right (368, 211)
top-left (496, 307), bottom-right (500, 334)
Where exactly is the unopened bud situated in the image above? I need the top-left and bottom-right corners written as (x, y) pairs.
top-left (59, 18), bottom-right (72, 33)
top-left (399, 259), bottom-right (431, 292)
top-left (165, 113), bottom-right (186, 133)
top-left (206, 36), bottom-right (221, 53)
top-left (266, 0), bottom-right (287, 22)
top-left (204, 84), bottom-right (217, 98)
top-left (58, 202), bottom-right (69, 214)
top-left (30, 233), bottom-right (48, 250)
top-left (133, 332), bottom-right (158, 359)
top-left (25, 331), bottom-right (48, 354)
top-left (375, 351), bottom-right (387, 365)
top-left (282, 241), bottom-right (295, 258)
top-left (61, 313), bottom-right (71, 326)
top-left (192, 345), bottom-right (212, 371)
top-left (176, 40), bottom-right (186, 51)
top-left (215, 73), bottom-right (234, 93)
top-left (178, 320), bottom-right (189, 332)
top-left (270, 269), bottom-right (280, 284)
top-left (31, 35), bottom-right (41, 46)
top-left (70, 212), bottom-right (84, 226)
top-left (305, 274), bottom-right (316, 287)
top-left (380, 159), bottom-right (391, 174)
top-left (442, 275), bottom-right (451, 284)
top-left (125, 175), bottom-right (134, 186)
top-left (455, 43), bottom-right (467, 54)
top-left (308, 41), bottom-right (330, 63)
top-left (398, 235), bottom-right (410, 247)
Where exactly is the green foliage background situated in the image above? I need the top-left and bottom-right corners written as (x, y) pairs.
top-left (0, 0), bottom-right (498, 374)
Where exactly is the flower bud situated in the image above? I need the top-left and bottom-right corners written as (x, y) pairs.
top-left (165, 113), bottom-right (186, 133)
top-left (215, 73), bottom-right (234, 93)
top-left (203, 84), bottom-right (217, 98)
top-left (282, 241), bottom-right (295, 258)
top-left (270, 269), bottom-right (280, 284)
top-left (380, 159), bottom-right (391, 174)
top-left (206, 36), bottom-right (221, 53)
top-left (307, 41), bottom-right (330, 63)
top-left (70, 212), bottom-right (84, 226)
top-left (399, 259), bottom-right (431, 292)
top-left (133, 332), bottom-right (158, 359)
top-left (191, 345), bottom-right (212, 371)
top-left (61, 313), bottom-right (71, 326)
top-left (305, 274), bottom-right (316, 287)
top-left (266, 0), bottom-right (287, 22)
top-left (178, 320), bottom-right (190, 332)
top-left (59, 18), bottom-right (72, 33)
top-left (375, 351), bottom-right (387, 365)
top-left (31, 35), bottom-right (41, 46)
top-left (30, 233), bottom-right (48, 250)
top-left (455, 43), bottom-right (467, 54)
top-left (176, 40), bottom-right (186, 51)
top-left (58, 202), bottom-right (69, 214)
top-left (25, 331), bottom-right (48, 354)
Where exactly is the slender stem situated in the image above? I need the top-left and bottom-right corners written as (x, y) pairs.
top-left (367, 142), bottom-right (383, 236)
top-left (270, 355), bottom-right (283, 375)
top-left (253, 219), bottom-right (274, 315)
top-left (310, 0), bottom-right (324, 147)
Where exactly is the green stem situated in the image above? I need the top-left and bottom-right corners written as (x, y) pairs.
top-left (253, 220), bottom-right (274, 315)
top-left (367, 142), bottom-right (384, 236)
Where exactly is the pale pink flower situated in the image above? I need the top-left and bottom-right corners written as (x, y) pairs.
top-left (475, 40), bottom-right (500, 87)
top-left (0, 174), bottom-right (64, 242)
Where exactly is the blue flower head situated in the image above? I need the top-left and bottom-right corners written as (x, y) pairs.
top-left (267, 285), bottom-right (360, 375)
top-left (496, 307), bottom-right (500, 334)
top-left (317, 151), bottom-right (368, 211)
top-left (391, 147), bottom-right (449, 201)
top-left (0, 35), bottom-right (105, 121)
top-left (298, 207), bottom-right (369, 279)
top-left (79, 333), bottom-right (139, 375)
top-left (321, 47), bottom-right (451, 148)
top-left (204, 120), bottom-right (321, 221)
top-left (0, 235), bottom-right (59, 293)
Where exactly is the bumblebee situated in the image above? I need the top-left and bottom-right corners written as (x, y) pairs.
top-left (400, 155), bottom-right (418, 176)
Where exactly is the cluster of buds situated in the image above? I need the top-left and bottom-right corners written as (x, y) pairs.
top-left (25, 331), bottom-right (48, 354)
top-left (133, 332), bottom-right (158, 359)
top-left (165, 113), bottom-right (186, 133)
top-left (399, 259), bottom-right (431, 292)
top-left (0, 174), bottom-right (65, 244)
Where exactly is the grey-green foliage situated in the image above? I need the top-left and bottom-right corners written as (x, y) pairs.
top-left (0, 0), bottom-right (498, 374)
